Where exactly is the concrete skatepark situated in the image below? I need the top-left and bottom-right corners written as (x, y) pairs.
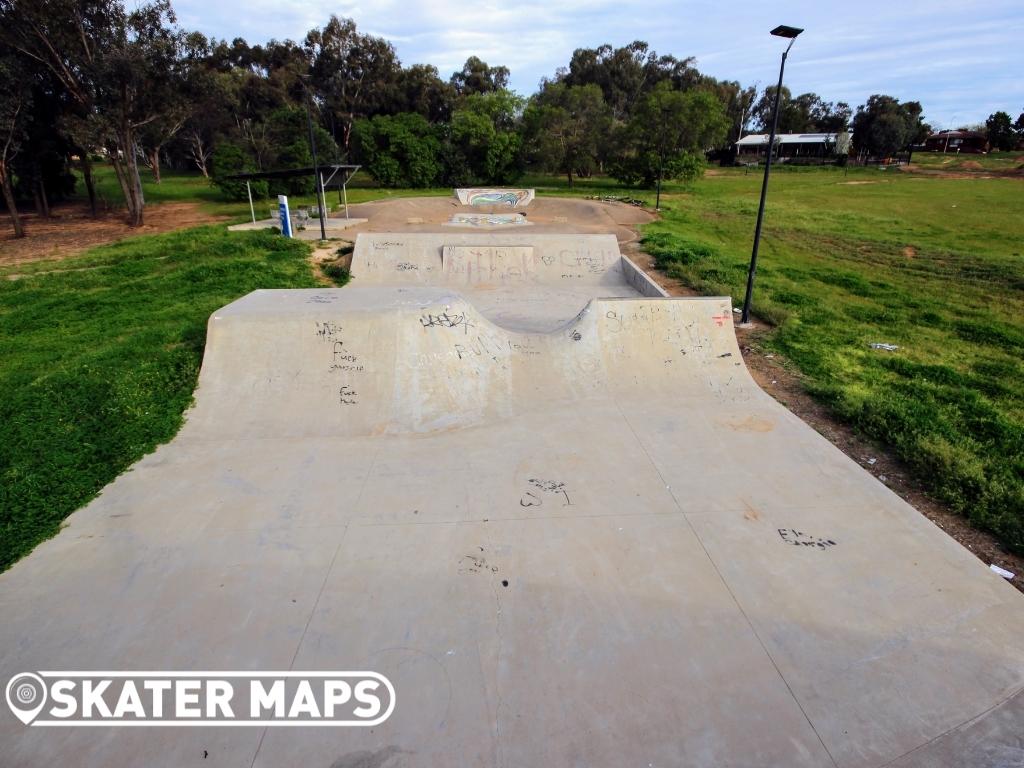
top-left (1, 192), bottom-right (1023, 766)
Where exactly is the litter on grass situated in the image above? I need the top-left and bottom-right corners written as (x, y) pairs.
top-left (990, 564), bottom-right (1015, 580)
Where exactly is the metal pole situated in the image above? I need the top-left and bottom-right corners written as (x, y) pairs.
top-left (656, 154), bottom-right (663, 210)
top-left (740, 39), bottom-right (794, 325)
top-left (246, 181), bottom-right (255, 223)
top-left (304, 87), bottom-right (327, 241)
top-left (342, 179), bottom-right (349, 220)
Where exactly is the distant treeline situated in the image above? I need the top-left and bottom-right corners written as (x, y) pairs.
top-left (2, 0), bottom-right (1020, 233)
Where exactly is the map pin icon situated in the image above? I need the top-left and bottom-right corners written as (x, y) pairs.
top-left (6, 673), bottom-right (47, 725)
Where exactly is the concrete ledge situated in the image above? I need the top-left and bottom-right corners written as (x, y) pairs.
top-left (620, 254), bottom-right (670, 297)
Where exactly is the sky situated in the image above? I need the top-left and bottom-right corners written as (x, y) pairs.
top-left (169, 0), bottom-right (1024, 129)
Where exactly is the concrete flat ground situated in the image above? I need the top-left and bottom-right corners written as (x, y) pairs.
top-left (1, 199), bottom-right (1022, 767)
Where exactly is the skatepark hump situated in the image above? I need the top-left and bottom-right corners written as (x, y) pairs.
top-left (1, 202), bottom-right (1022, 767)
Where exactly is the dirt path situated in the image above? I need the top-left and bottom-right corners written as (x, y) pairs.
top-left (631, 241), bottom-right (1024, 592)
top-left (0, 202), bottom-right (227, 267)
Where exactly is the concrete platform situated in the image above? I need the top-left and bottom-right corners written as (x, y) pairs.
top-left (228, 216), bottom-right (367, 240)
top-left (1, 225), bottom-right (1022, 766)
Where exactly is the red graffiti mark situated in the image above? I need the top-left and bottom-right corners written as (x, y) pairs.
top-left (711, 314), bottom-right (730, 327)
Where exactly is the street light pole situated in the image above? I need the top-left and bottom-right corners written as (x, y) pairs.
top-left (302, 80), bottom-right (328, 241)
top-left (740, 25), bottom-right (802, 325)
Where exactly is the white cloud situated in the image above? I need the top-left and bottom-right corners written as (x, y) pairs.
top-left (169, 0), bottom-right (1024, 125)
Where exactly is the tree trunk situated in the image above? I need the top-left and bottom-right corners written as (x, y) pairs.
top-left (1, 163), bottom-right (24, 238)
top-left (148, 146), bottom-right (162, 183)
top-left (188, 131), bottom-right (210, 177)
top-left (110, 138), bottom-right (145, 227)
top-left (81, 156), bottom-right (98, 217)
top-left (38, 178), bottom-right (50, 217)
top-left (566, 169), bottom-right (573, 188)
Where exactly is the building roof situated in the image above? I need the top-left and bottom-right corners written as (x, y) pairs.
top-left (927, 130), bottom-right (986, 140)
top-left (736, 132), bottom-right (843, 146)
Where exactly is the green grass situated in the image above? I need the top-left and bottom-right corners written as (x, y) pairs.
top-left (640, 166), bottom-right (1024, 552)
top-left (79, 164), bottom-right (453, 221)
top-left (0, 227), bottom-right (317, 570)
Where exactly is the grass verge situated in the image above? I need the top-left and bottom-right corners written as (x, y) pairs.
top-left (641, 168), bottom-right (1024, 553)
top-left (0, 226), bottom-right (316, 570)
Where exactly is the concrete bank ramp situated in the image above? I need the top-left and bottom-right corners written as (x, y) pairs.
top-left (186, 288), bottom-right (744, 438)
top-left (351, 232), bottom-right (665, 331)
top-left (454, 188), bottom-right (534, 207)
top-left (1, 248), bottom-right (1023, 766)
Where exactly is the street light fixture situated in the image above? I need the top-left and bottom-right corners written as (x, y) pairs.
top-left (739, 24), bottom-right (803, 325)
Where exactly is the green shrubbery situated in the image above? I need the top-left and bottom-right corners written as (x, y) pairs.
top-left (353, 113), bottom-right (444, 187)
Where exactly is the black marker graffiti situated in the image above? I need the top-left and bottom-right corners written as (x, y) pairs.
top-left (520, 478), bottom-right (573, 507)
top-left (315, 321), bottom-right (343, 341)
top-left (420, 311), bottom-right (474, 334)
top-left (778, 529), bottom-right (836, 550)
top-left (459, 553), bottom-right (499, 574)
top-left (339, 386), bottom-right (358, 406)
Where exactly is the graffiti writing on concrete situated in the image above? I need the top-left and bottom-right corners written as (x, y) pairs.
top-left (459, 549), bottom-right (499, 575)
top-left (454, 332), bottom-right (540, 363)
top-left (558, 249), bottom-right (609, 274)
top-left (396, 262), bottom-right (419, 271)
top-left (520, 478), bottom-right (573, 507)
top-left (317, 321), bottom-right (365, 403)
top-left (778, 529), bottom-right (836, 550)
top-left (420, 311), bottom-right (474, 334)
top-left (315, 321), bottom-right (343, 342)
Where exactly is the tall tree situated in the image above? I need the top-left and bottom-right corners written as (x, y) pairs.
top-left (398, 64), bottom-right (455, 122)
top-left (444, 90), bottom-right (524, 185)
top-left (560, 41), bottom-right (697, 122)
top-left (524, 83), bottom-right (610, 187)
top-left (0, 47), bottom-right (30, 237)
top-left (985, 111), bottom-right (1015, 151)
top-left (609, 83), bottom-right (728, 197)
top-left (450, 56), bottom-right (509, 96)
top-left (851, 95), bottom-right (927, 160)
top-left (304, 16), bottom-right (401, 150)
top-left (1, 0), bottom-right (184, 226)
top-left (751, 89), bottom-right (850, 134)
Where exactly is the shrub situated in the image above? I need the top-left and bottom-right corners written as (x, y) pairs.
top-left (353, 113), bottom-right (443, 188)
top-left (211, 143), bottom-right (267, 201)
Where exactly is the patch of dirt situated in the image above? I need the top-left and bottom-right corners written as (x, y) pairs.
top-left (0, 202), bottom-right (227, 268)
top-left (899, 164), bottom-right (1023, 180)
top-left (838, 181), bottom-right (878, 186)
top-left (903, 246), bottom-right (917, 258)
top-left (309, 241), bottom-right (354, 285)
top-left (633, 243), bottom-right (1024, 593)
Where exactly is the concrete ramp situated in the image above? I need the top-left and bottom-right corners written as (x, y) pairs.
top-left (1, 231), bottom-right (1023, 767)
top-left (185, 289), bottom-right (743, 439)
top-left (454, 188), bottom-right (534, 207)
top-left (351, 232), bottom-right (664, 331)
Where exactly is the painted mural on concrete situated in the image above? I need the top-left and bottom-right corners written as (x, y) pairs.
top-left (454, 188), bottom-right (535, 207)
top-left (445, 213), bottom-right (532, 228)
